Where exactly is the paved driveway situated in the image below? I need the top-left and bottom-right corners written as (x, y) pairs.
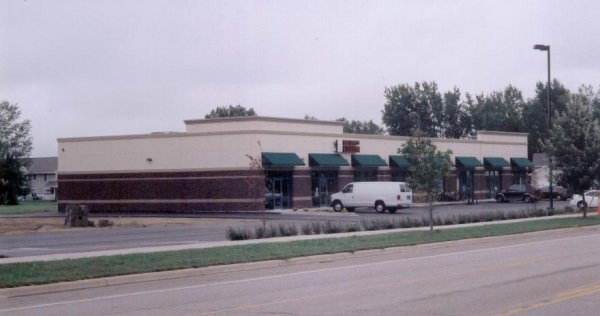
top-left (0, 200), bottom-right (573, 258)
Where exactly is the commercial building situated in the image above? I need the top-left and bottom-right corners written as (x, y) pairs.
top-left (57, 116), bottom-right (533, 212)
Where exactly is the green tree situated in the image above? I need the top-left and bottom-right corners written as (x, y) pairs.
top-left (382, 82), bottom-right (471, 139)
top-left (467, 85), bottom-right (525, 133)
top-left (383, 82), bottom-right (441, 137)
top-left (544, 93), bottom-right (600, 218)
top-left (204, 105), bottom-right (257, 118)
top-left (336, 118), bottom-right (384, 135)
top-left (522, 80), bottom-right (571, 158)
top-left (0, 101), bottom-right (33, 205)
top-left (400, 129), bottom-right (452, 231)
top-left (576, 85), bottom-right (600, 121)
top-left (442, 88), bottom-right (472, 138)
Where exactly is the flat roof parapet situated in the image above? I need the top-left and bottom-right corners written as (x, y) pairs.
top-left (184, 116), bottom-right (344, 134)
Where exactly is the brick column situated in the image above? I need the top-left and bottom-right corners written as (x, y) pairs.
top-left (292, 169), bottom-right (312, 209)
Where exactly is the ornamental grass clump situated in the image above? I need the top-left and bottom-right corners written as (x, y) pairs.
top-left (227, 227), bottom-right (253, 240)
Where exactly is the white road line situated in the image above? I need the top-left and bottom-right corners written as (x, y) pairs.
top-left (2, 232), bottom-right (600, 313)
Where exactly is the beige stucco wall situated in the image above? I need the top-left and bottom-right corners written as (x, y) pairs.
top-left (58, 126), bottom-right (528, 173)
top-left (476, 131), bottom-right (528, 143)
top-left (58, 132), bottom-right (264, 172)
top-left (184, 116), bottom-right (344, 135)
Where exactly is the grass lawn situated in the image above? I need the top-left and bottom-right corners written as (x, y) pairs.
top-left (1, 216), bottom-right (599, 288)
top-left (0, 201), bottom-right (58, 215)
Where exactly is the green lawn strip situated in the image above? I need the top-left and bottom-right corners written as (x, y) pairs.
top-left (0, 201), bottom-right (57, 215)
top-left (1, 216), bottom-right (599, 288)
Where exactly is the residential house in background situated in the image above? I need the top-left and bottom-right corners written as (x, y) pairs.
top-left (531, 153), bottom-right (549, 188)
top-left (24, 157), bottom-right (58, 200)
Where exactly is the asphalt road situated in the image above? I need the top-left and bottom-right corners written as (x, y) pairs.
top-left (0, 200), bottom-right (570, 258)
top-left (2, 226), bottom-right (599, 315)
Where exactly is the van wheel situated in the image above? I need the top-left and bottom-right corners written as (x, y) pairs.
top-left (577, 201), bottom-right (588, 210)
top-left (388, 208), bottom-right (397, 214)
top-left (523, 195), bottom-right (531, 203)
top-left (332, 201), bottom-right (344, 212)
top-left (375, 201), bottom-right (386, 213)
top-left (496, 196), bottom-right (504, 203)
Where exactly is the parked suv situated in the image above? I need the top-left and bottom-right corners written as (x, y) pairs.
top-left (495, 184), bottom-right (539, 203)
top-left (538, 185), bottom-right (569, 201)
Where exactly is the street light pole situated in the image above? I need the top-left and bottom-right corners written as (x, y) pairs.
top-left (533, 44), bottom-right (553, 210)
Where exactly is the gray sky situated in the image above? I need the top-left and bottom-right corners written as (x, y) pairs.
top-left (1, 0), bottom-right (599, 157)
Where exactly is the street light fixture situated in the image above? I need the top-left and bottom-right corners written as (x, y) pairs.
top-left (533, 44), bottom-right (553, 210)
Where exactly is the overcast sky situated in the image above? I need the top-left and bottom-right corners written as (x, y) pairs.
top-left (1, 0), bottom-right (599, 157)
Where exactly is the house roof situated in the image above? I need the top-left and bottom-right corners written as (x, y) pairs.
top-left (25, 157), bottom-right (58, 174)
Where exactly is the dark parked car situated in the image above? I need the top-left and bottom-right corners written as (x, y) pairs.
top-left (538, 185), bottom-right (569, 201)
top-left (495, 184), bottom-right (539, 203)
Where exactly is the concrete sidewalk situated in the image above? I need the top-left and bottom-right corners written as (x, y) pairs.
top-left (0, 213), bottom-right (590, 265)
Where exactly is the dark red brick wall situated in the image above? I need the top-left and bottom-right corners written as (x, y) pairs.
top-left (292, 170), bottom-right (312, 209)
top-left (58, 169), bottom-right (264, 213)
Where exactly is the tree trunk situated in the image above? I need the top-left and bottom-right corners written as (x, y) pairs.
top-left (583, 190), bottom-right (588, 218)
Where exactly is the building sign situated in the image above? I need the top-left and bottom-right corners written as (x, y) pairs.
top-left (342, 140), bottom-right (360, 153)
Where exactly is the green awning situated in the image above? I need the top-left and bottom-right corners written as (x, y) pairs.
top-left (309, 153), bottom-right (349, 167)
top-left (511, 157), bottom-right (534, 169)
top-left (435, 156), bottom-right (453, 167)
top-left (351, 154), bottom-right (387, 167)
top-left (262, 152), bottom-right (304, 167)
top-left (455, 156), bottom-right (482, 169)
top-left (484, 157), bottom-right (510, 169)
top-left (389, 155), bottom-right (410, 168)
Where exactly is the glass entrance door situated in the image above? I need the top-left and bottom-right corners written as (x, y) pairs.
top-left (311, 171), bottom-right (339, 207)
top-left (265, 171), bottom-right (292, 210)
top-left (486, 170), bottom-right (501, 198)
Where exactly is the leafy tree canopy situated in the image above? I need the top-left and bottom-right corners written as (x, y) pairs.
top-left (522, 80), bottom-right (571, 158)
top-left (336, 118), bottom-right (384, 135)
top-left (382, 81), bottom-right (471, 138)
top-left (0, 101), bottom-right (32, 205)
top-left (467, 85), bottom-right (525, 133)
top-left (205, 105), bottom-right (257, 119)
top-left (544, 92), bottom-right (600, 217)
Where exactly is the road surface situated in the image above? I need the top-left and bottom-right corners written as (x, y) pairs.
top-left (1, 226), bottom-right (599, 315)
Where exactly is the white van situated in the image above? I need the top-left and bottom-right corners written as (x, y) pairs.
top-left (330, 181), bottom-right (412, 213)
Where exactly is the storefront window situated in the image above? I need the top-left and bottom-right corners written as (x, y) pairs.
top-left (391, 169), bottom-right (410, 182)
top-left (353, 168), bottom-right (377, 182)
top-left (512, 170), bottom-right (528, 185)
top-left (311, 170), bottom-right (338, 207)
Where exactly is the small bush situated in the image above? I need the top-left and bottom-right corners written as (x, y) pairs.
top-left (323, 222), bottom-right (344, 234)
top-left (267, 225), bottom-right (281, 238)
top-left (278, 223), bottom-right (298, 236)
top-left (346, 223), bottom-right (362, 232)
top-left (398, 218), bottom-right (412, 228)
top-left (227, 227), bottom-right (253, 240)
top-left (362, 220), bottom-right (390, 231)
top-left (311, 222), bottom-right (322, 234)
top-left (301, 223), bottom-right (313, 235)
top-left (255, 226), bottom-right (266, 239)
top-left (443, 216), bottom-right (455, 226)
